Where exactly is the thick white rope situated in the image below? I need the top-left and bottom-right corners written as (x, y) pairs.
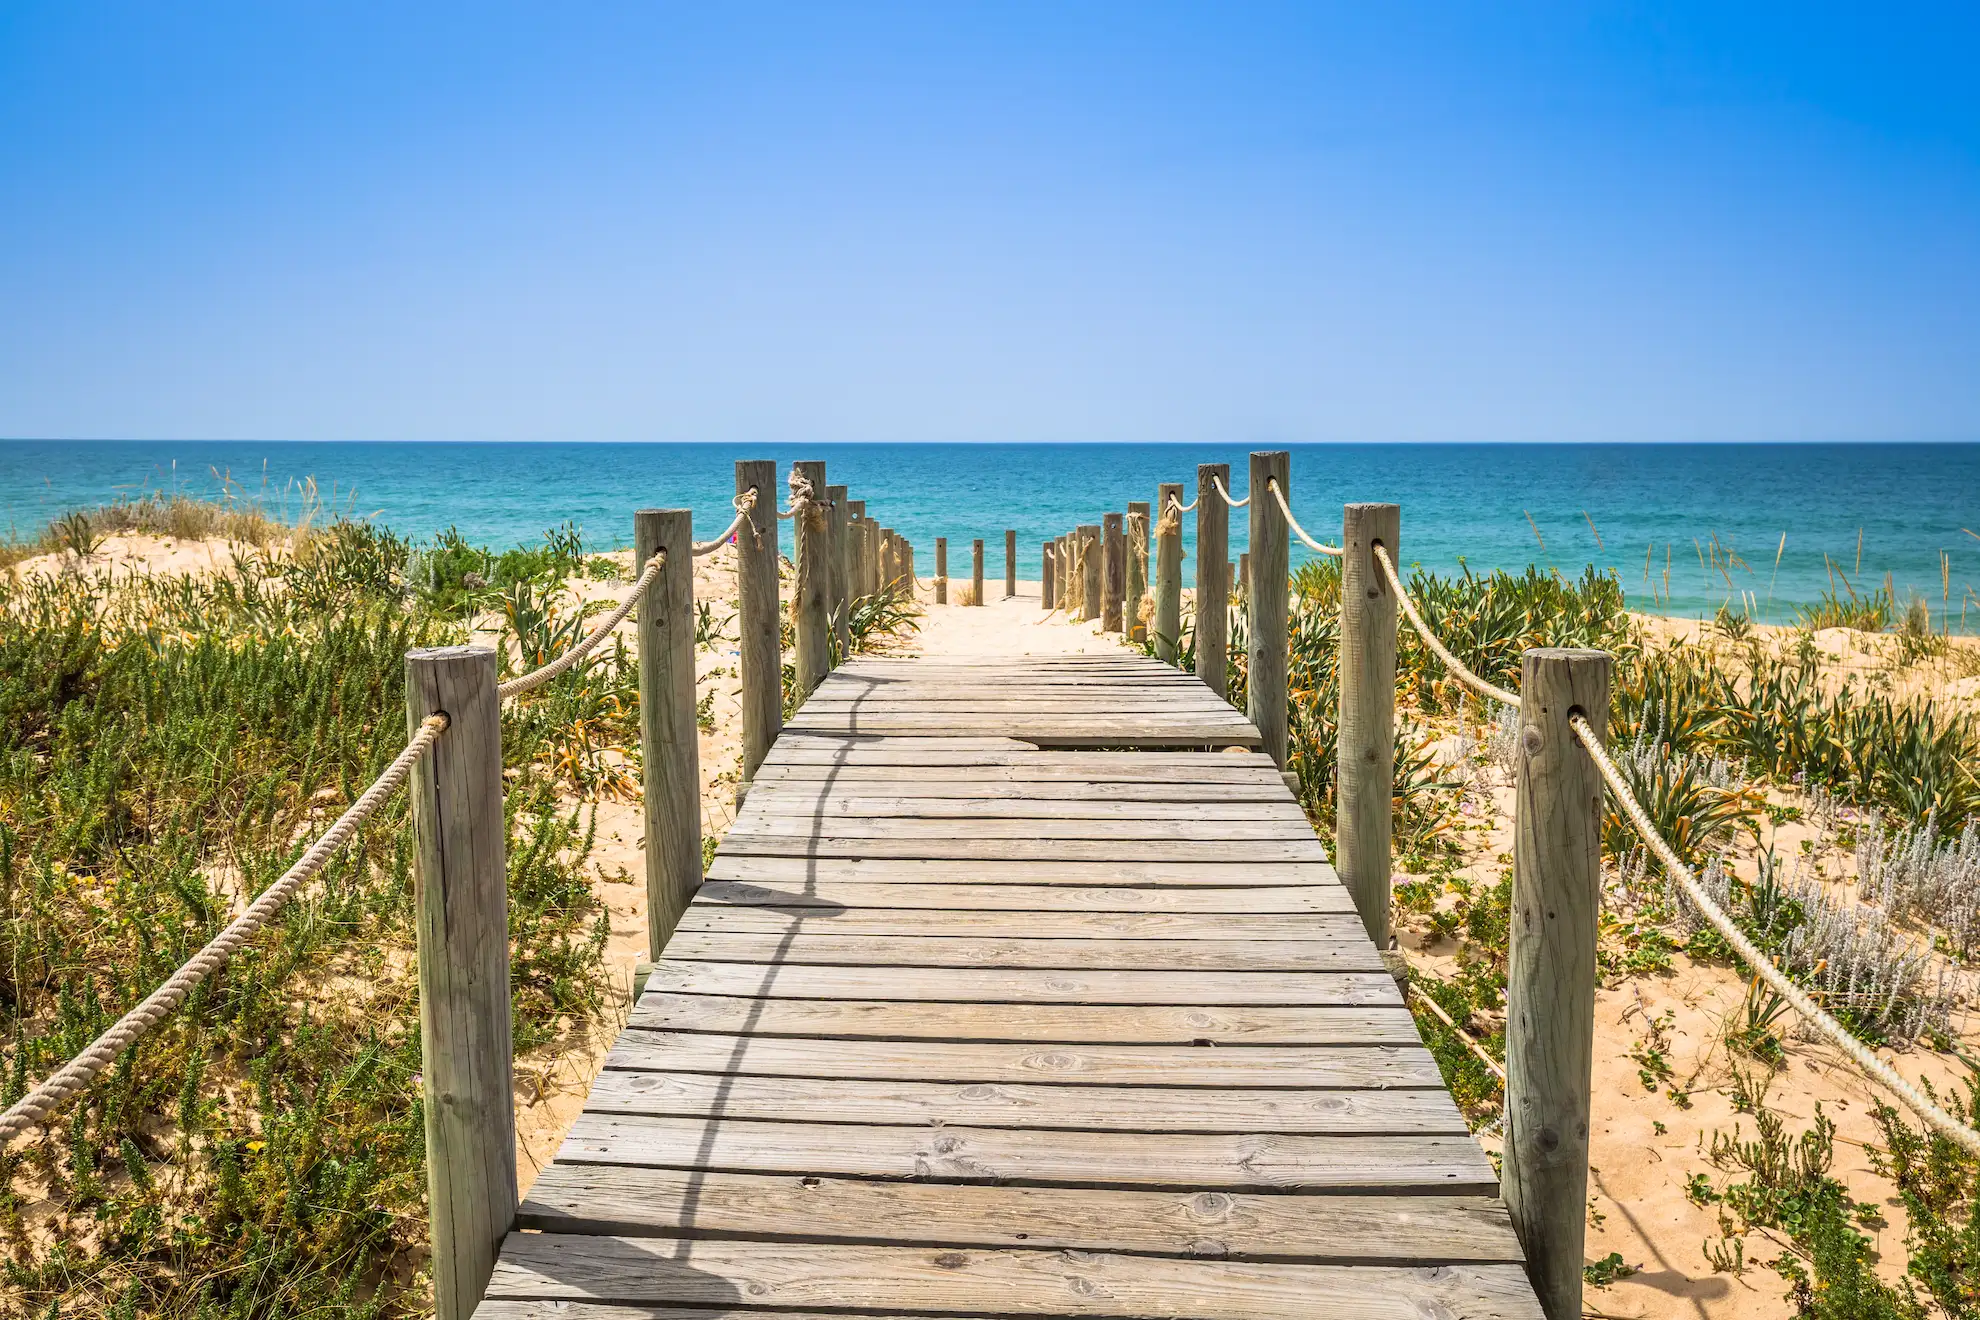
top-left (1374, 544), bottom-right (1521, 707)
top-left (496, 555), bottom-right (663, 699)
top-left (1165, 493), bottom-right (1200, 515)
top-left (1210, 474), bottom-right (1249, 508)
top-left (693, 489), bottom-right (757, 557)
top-left (1265, 479), bottom-right (1343, 557)
top-left (1406, 980), bottom-right (1506, 1082)
top-left (0, 715), bottom-right (449, 1143)
top-left (1571, 711), bottom-right (1980, 1158)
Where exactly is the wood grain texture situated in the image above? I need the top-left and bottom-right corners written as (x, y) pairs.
top-left (516, 1167), bottom-right (1522, 1262)
top-left (1504, 649), bottom-right (1610, 1320)
top-left (658, 931), bottom-right (1381, 971)
top-left (637, 960), bottom-right (1403, 1005)
top-left (1195, 463), bottom-right (1230, 698)
top-left (1337, 502), bottom-right (1399, 947)
top-left (406, 646), bottom-right (515, 1320)
top-left (734, 461), bottom-right (783, 787)
top-left (791, 461), bottom-right (831, 696)
top-left (635, 509), bottom-right (701, 959)
top-left (704, 855), bottom-right (1341, 886)
top-left (484, 1238), bottom-right (1542, 1319)
top-left (1154, 482), bottom-right (1184, 664)
top-left (695, 879), bottom-right (1353, 912)
top-left (669, 908), bottom-right (1359, 941)
top-left (1245, 452), bottom-right (1290, 768)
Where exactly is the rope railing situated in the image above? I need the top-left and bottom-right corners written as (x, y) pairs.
top-left (1265, 478), bottom-right (1343, 557)
top-left (692, 489), bottom-right (757, 557)
top-left (1210, 473), bottom-right (1249, 508)
top-left (1571, 710), bottom-right (1980, 1158)
top-left (0, 714), bottom-right (450, 1143)
top-left (1165, 492), bottom-right (1199, 514)
top-left (497, 555), bottom-right (663, 699)
top-left (1366, 530), bottom-right (1980, 1159)
top-left (1373, 543), bottom-right (1521, 707)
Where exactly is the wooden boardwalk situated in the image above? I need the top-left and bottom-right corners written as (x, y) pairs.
top-left (480, 654), bottom-right (1540, 1320)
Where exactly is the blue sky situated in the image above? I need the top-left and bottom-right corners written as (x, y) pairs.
top-left (2, 3), bottom-right (1976, 444)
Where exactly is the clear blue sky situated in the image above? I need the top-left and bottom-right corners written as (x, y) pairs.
top-left (2, 3), bottom-right (1976, 444)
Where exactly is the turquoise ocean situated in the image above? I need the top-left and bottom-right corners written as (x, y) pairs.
top-left (3, 441), bottom-right (1977, 630)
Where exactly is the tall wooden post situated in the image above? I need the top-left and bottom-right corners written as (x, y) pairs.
top-left (935, 538), bottom-right (949, 604)
top-left (1126, 501), bottom-right (1150, 644)
top-left (1101, 513), bottom-right (1125, 633)
top-left (734, 461), bottom-right (781, 794)
top-left (1505, 648), bottom-right (1611, 1320)
top-left (826, 484), bottom-right (850, 663)
top-left (1195, 465), bottom-right (1230, 697)
top-left (845, 500), bottom-right (867, 599)
top-left (1237, 552), bottom-right (1251, 605)
top-left (1154, 484), bottom-right (1183, 664)
top-left (1004, 530), bottom-right (1016, 598)
top-left (1042, 541), bottom-right (1056, 609)
top-left (406, 645), bottom-right (514, 1320)
top-left (1338, 502), bottom-right (1399, 943)
top-left (901, 539), bottom-right (915, 594)
top-left (791, 462), bottom-right (830, 696)
top-left (635, 509), bottom-right (702, 956)
top-left (1078, 524), bottom-right (1102, 623)
top-left (1058, 535), bottom-right (1073, 613)
top-left (1246, 452), bottom-right (1290, 767)
top-left (971, 538), bottom-right (985, 607)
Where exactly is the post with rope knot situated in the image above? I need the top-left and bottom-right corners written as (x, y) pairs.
top-left (1246, 452), bottom-right (1291, 768)
top-left (1338, 502), bottom-right (1400, 944)
top-left (405, 645), bottom-right (514, 1320)
top-left (1506, 647), bottom-right (1610, 1320)
top-left (1101, 512), bottom-right (1125, 632)
top-left (971, 538), bottom-right (985, 607)
top-left (827, 484), bottom-right (851, 661)
top-left (790, 462), bottom-right (831, 696)
top-left (1194, 464), bottom-right (1230, 696)
top-left (735, 463), bottom-right (782, 798)
top-left (1040, 539), bottom-right (1054, 609)
top-left (636, 509), bottom-right (702, 956)
top-left (1154, 484), bottom-right (1184, 663)
top-left (1126, 501), bottom-right (1150, 644)
top-left (935, 537), bottom-right (949, 604)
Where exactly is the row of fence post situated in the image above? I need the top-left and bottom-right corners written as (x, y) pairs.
top-left (405, 460), bottom-right (900, 1320)
top-left (1125, 450), bottom-right (1606, 1320)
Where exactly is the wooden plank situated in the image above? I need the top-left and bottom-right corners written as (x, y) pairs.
top-left (737, 776), bottom-right (1289, 799)
top-left (714, 837), bottom-right (1329, 862)
top-left (705, 855), bottom-right (1339, 886)
top-left (483, 1238), bottom-right (1543, 1319)
top-left (581, 1068), bottom-right (1462, 1133)
top-left (604, 1032), bottom-right (1439, 1088)
top-left (628, 993), bottom-right (1418, 1043)
top-left (515, 1168), bottom-right (1524, 1262)
top-left (723, 818), bottom-right (1318, 841)
top-left (756, 752), bottom-right (1282, 776)
top-left (733, 797), bottom-right (1309, 822)
top-left (659, 932), bottom-right (1381, 971)
top-left (553, 1114), bottom-right (1497, 1194)
top-left (672, 908), bottom-right (1364, 941)
top-left (696, 880), bottom-right (1353, 913)
top-left (639, 961), bottom-right (1402, 1006)
top-left (584, 1061), bottom-right (1455, 1132)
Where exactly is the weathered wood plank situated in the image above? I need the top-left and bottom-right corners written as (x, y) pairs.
top-left (483, 1238), bottom-right (1541, 1319)
top-left (714, 837), bottom-right (1330, 862)
top-left (739, 775), bottom-right (1289, 799)
top-left (704, 855), bottom-right (1340, 887)
top-left (734, 798), bottom-right (1309, 823)
top-left (659, 932), bottom-right (1381, 971)
top-left (639, 961), bottom-right (1402, 1005)
top-left (605, 1031), bottom-right (1442, 1088)
top-left (695, 879), bottom-right (1352, 913)
top-left (723, 818), bottom-right (1318, 841)
top-left (515, 1167), bottom-right (1524, 1262)
top-left (553, 1114), bottom-right (1497, 1193)
top-left (581, 1068), bottom-right (1463, 1132)
top-left (671, 908), bottom-right (1363, 941)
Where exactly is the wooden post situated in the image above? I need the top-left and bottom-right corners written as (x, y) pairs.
top-left (1154, 484), bottom-right (1183, 664)
top-left (635, 509), bottom-right (702, 956)
top-left (971, 538), bottom-right (985, 607)
top-left (1004, 530), bottom-right (1017, 599)
top-left (1101, 513), bottom-right (1125, 633)
top-left (1058, 535), bottom-right (1073, 614)
top-left (845, 500), bottom-right (867, 599)
top-left (791, 462), bottom-right (830, 696)
top-left (826, 485), bottom-right (850, 662)
top-left (1246, 452), bottom-right (1290, 767)
top-left (406, 645), bottom-right (515, 1320)
top-left (734, 461), bottom-right (782, 792)
top-left (1505, 648), bottom-right (1611, 1320)
top-left (901, 539), bottom-right (915, 595)
top-left (1238, 551), bottom-right (1251, 604)
top-left (935, 537), bottom-right (949, 604)
top-left (1337, 502), bottom-right (1399, 944)
top-left (1042, 541), bottom-right (1056, 609)
top-left (1078, 524), bottom-right (1102, 623)
top-left (1195, 464), bottom-right (1230, 697)
top-left (1126, 501), bottom-right (1150, 644)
